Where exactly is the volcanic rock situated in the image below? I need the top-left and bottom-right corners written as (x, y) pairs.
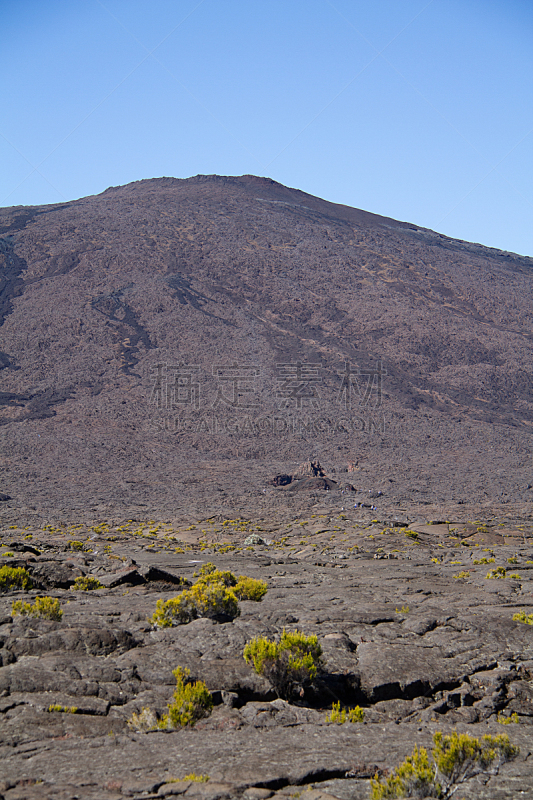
top-left (0, 175), bottom-right (532, 514)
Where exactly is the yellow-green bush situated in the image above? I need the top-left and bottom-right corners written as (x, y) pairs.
top-left (498, 712), bottom-right (520, 724)
top-left (12, 596), bottom-right (62, 620)
top-left (152, 582), bottom-right (239, 627)
top-left (162, 667), bottom-right (213, 728)
top-left (326, 701), bottom-right (364, 723)
top-left (243, 629), bottom-right (322, 700)
top-left (151, 562), bottom-right (267, 627)
top-left (128, 667), bottom-right (212, 731)
top-left (486, 566), bottom-right (507, 579)
top-left (371, 745), bottom-right (435, 798)
top-left (0, 565), bottom-right (32, 592)
top-left (371, 731), bottom-right (519, 799)
top-left (233, 575), bottom-right (268, 601)
top-left (71, 576), bottom-right (103, 591)
top-left (513, 610), bottom-right (533, 625)
top-left (47, 704), bottom-right (78, 713)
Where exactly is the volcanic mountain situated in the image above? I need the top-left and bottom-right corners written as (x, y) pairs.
top-left (0, 174), bottom-right (532, 518)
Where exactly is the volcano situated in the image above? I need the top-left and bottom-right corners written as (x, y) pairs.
top-left (0, 174), bottom-right (532, 518)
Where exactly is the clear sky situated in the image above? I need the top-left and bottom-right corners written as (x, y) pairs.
top-left (2, 0), bottom-right (532, 256)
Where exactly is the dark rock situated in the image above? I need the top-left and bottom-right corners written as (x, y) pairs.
top-left (99, 568), bottom-right (146, 588)
top-left (8, 542), bottom-right (41, 555)
top-left (239, 699), bottom-right (322, 727)
top-left (5, 623), bottom-right (138, 658)
top-left (270, 475), bottom-right (292, 487)
top-left (292, 461), bottom-right (327, 480)
top-left (286, 478), bottom-right (338, 492)
top-left (506, 680), bottom-right (533, 716)
top-left (402, 616), bottom-right (438, 635)
top-left (140, 566), bottom-right (189, 586)
top-left (27, 559), bottom-right (82, 588)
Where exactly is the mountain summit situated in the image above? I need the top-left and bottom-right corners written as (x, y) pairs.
top-left (0, 175), bottom-right (532, 515)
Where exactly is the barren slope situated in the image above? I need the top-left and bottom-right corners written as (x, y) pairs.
top-left (0, 174), bottom-right (532, 516)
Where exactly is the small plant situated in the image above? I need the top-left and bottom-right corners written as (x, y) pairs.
top-left (513, 610), bottom-right (533, 625)
top-left (182, 774), bottom-right (209, 783)
top-left (371, 731), bottom-right (519, 799)
top-left (473, 557), bottom-right (495, 564)
top-left (71, 576), bottom-right (103, 591)
top-left (396, 605), bottom-right (409, 614)
top-left (12, 596), bottom-right (62, 620)
top-left (371, 744), bottom-right (435, 798)
top-left (160, 667), bottom-right (213, 728)
top-left (486, 567), bottom-right (507, 579)
top-left (233, 575), bottom-right (268, 601)
top-left (151, 563), bottom-right (266, 627)
top-left (152, 582), bottom-right (239, 627)
top-left (128, 668), bottom-right (213, 731)
top-left (67, 540), bottom-right (85, 551)
top-left (498, 712), bottom-right (520, 724)
top-left (454, 571), bottom-right (470, 580)
top-left (47, 704), bottom-right (78, 713)
top-left (243, 629), bottom-right (322, 700)
top-left (509, 573), bottom-right (521, 580)
top-left (507, 555), bottom-right (519, 564)
top-left (1, 552), bottom-right (14, 558)
top-left (0, 565), bottom-right (32, 591)
top-left (326, 701), bottom-right (364, 723)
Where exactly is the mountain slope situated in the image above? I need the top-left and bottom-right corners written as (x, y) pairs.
top-left (0, 175), bottom-right (532, 516)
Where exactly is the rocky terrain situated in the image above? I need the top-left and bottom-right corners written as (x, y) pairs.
top-left (1, 176), bottom-right (533, 797)
top-left (1, 495), bottom-right (533, 799)
top-left (0, 174), bottom-right (532, 517)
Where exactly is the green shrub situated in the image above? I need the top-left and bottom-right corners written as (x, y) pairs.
top-left (194, 562), bottom-right (236, 586)
top-left (243, 629), bottom-right (322, 700)
top-left (67, 540), bottom-right (85, 551)
top-left (163, 667), bottom-right (213, 727)
top-left (47, 704), bottom-right (78, 713)
top-left (152, 582), bottom-right (239, 626)
top-left (395, 605), bottom-right (409, 614)
top-left (326, 701), bottom-right (364, 723)
top-left (498, 712), bottom-right (520, 724)
top-left (371, 744), bottom-right (436, 798)
top-left (513, 610), bottom-right (533, 625)
top-left (0, 565), bottom-right (32, 591)
top-left (151, 562), bottom-right (266, 627)
top-left (128, 667), bottom-right (213, 731)
top-left (371, 731), bottom-right (519, 799)
top-left (182, 774), bottom-right (209, 783)
top-left (71, 576), bottom-right (103, 591)
top-left (12, 596), bottom-right (62, 620)
top-left (487, 567), bottom-right (507, 579)
top-left (233, 575), bottom-right (268, 601)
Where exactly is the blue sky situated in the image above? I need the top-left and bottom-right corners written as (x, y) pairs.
top-left (2, 0), bottom-right (532, 255)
